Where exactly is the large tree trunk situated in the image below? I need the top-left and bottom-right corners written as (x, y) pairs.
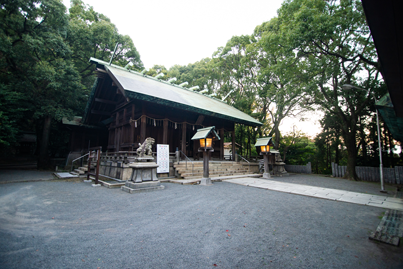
top-left (38, 116), bottom-right (51, 169)
top-left (344, 135), bottom-right (358, 180)
top-left (274, 126), bottom-right (280, 150)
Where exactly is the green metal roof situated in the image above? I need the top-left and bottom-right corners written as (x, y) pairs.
top-left (376, 93), bottom-right (403, 142)
top-left (89, 58), bottom-right (262, 126)
top-left (254, 137), bottom-right (274, 147)
top-left (191, 126), bottom-right (220, 140)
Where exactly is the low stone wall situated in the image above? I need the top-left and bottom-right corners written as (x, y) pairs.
top-left (241, 163), bottom-right (259, 173)
top-left (99, 160), bottom-right (133, 181)
top-left (98, 157), bottom-right (176, 181)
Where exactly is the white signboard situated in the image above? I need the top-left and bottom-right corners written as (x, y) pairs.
top-left (157, 144), bottom-right (169, 173)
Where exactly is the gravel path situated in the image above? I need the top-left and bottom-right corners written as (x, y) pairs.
top-left (0, 180), bottom-right (402, 268)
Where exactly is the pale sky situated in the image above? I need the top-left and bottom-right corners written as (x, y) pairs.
top-left (62, 0), bottom-right (322, 137)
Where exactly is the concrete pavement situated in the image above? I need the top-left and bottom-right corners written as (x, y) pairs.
top-left (225, 177), bottom-right (403, 211)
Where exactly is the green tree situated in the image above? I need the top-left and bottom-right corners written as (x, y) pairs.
top-left (0, 0), bottom-right (84, 167)
top-left (67, 0), bottom-right (143, 89)
top-left (276, 0), bottom-right (382, 179)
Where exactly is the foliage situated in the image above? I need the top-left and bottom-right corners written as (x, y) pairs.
top-left (0, 0), bottom-right (143, 167)
top-left (281, 127), bottom-right (315, 165)
top-left (67, 0), bottom-right (143, 90)
top-left (274, 0), bottom-right (383, 179)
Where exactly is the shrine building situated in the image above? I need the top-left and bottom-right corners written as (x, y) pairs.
top-left (65, 58), bottom-right (262, 161)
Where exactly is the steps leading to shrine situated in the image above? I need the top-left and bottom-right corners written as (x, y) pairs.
top-left (174, 161), bottom-right (254, 179)
top-left (70, 162), bottom-right (97, 176)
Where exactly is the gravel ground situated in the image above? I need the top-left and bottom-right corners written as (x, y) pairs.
top-left (0, 180), bottom-right (402, 269)
top-left (0, 170), bottom-right (54, 184)
top-left (270, 173), bottom-right (398, 197)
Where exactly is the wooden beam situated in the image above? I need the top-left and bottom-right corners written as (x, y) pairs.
top-left (195, 115), bottom-right (205, 125)
top-left (140, 116), bottom-right (146, 142)
top-left (140, 107), bottom-right (146, 143)
top-left (220, 128), bottom-right (224, 160)
top-left (131, 104), bottom-right (135, 144)
top-left (232, 129), bottom-right (236, 161)
top-left (91, 109), bottom-right (110, 116)
top-left (95, 98), bottom-right (117, 105)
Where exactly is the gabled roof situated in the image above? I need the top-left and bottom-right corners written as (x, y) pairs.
top-left (375, 94), bottom-right (403, 142)
top-left (89, 58), bottom-right (262, 127)
top-left (191, 126), bottom-right (220, 140)
top-left (254, 137), bottom-right (274, 147)
top-left (361, 0), bottom-right (403, 117)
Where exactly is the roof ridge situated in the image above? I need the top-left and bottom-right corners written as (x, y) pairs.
top-left (89, 57), bottom-right (229, 104)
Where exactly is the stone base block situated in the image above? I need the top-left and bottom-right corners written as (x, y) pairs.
top-left (262, 172), bottom-right (271, 179)
top-left (92, 184), bottom-right (102, 187)
top-left (200, 177), bottom-right (212, 186)
top-left (121, 180), bottom-right (165, 194)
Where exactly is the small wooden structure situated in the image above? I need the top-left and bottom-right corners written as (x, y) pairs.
top-left (65, 58), bottom-right (262, 161)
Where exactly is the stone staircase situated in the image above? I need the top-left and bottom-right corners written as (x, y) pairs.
top-left (70, 161), bottom-right (97, 177)
top-left (174, 161), bottom-right (252, 179)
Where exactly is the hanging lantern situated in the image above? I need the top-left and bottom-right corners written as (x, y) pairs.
top-left (260, 145), bottom-right (270, 153)
top-left (199, 138), bottom-right (213, 149)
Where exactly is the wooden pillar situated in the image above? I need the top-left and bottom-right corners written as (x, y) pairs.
top-left (140, 115), bottom-right (146, 143)
top-left (181, 122), bottom-right (187, 155)
top-left (232, 129), bottom-right (236, 161)
top-left (163, 119), bottom-right (168, 144)
top-left (115, 112), bottom-right (119, 151)
top-left (131, 104), bottom-right (135, 143)
top-left (219, 128), bottom-right (224, 160)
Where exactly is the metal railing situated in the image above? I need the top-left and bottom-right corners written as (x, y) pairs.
top-left (236, 153), bottom-right (251, 171)
top-left (179, 150), bottom-right (194, 176)
top-left (71, 152), bottom-right (90, 172)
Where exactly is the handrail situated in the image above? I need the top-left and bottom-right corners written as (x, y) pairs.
top-left (236, 153), bottom-right (251, 172)
top-left (236, 153), bottom-right (250, 164)
top-left (71, 152), bottom-right (90, 172)
top-left (179, 150), bottom-right (194, 176)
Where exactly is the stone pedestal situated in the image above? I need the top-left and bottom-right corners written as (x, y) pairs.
top-left (122, 181), bottom-right (164, 193)
top-left (200, 177), bottom-right (212, 186)
top-left (273, 153), bottom-right (288, 176)
top-left (121, 157), bottom-right (164, 194)
top-left (262, 172), bottom-right (271, 179)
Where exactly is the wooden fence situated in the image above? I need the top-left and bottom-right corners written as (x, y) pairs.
top-left (331, 162), bottom-right (403, 184)
top-left (285, 162), bottom-right (311, 174)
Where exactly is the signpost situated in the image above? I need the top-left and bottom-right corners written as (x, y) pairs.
top-left (157, 144), bottom-right (169, 174)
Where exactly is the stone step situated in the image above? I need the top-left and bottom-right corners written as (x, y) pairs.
top-left (174, 165), bottom-right (247, 172)
top-left (180, 169), bottom-right (249, 177)
top-left (180, 170), bottom-right (250, 177)
top-left (176, 165), bottom-right (249, 172)
top-left (78, 166), bottom-right (88, 172)
top-left (174, 163), bottom-right (239, 168)
top-left (182, 172), bottom-right (251, 180)
top-left (74, 169), bottom-right (85, 175)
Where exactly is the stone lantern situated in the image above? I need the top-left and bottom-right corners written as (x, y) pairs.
top-left (191, 126), bottom-right (220, 185)
top-left (254, 137), bottom-right (276, 179)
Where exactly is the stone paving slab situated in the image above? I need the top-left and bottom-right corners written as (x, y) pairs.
top-left (224, 177), bottom-right (403, 210)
